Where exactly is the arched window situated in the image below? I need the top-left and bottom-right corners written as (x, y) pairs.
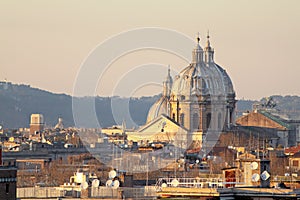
top-left (218, 113), bottom-right (222, 130)
top-left (206, 113), bottom-right (211, 129)
top-left (193, 113), bottom-right (199, 130)
top-left (180, 113), bottom-right (185, 126)
top-left (172, 113), bottom-right (176, 120)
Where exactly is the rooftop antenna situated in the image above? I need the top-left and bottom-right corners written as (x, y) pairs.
top-left (263, 132), bottom-right (266, 159)
top-left (257, 132), bottom-right (260, 159)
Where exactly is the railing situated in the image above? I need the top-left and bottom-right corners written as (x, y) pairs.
top-left (155, 177), bottom-right (244, 191)
top-left (90, 186), bottom-right (157, 199)
top-left (17, 187), bottom-right (64, 198)
top-left (17, 186), bottom-right (157, 199)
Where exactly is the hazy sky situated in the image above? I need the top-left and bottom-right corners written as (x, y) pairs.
top-left (1, 0), bottom-right (300, 100)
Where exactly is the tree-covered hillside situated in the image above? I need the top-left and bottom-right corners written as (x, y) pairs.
top-left (0, 82), bottom-right (299, 129)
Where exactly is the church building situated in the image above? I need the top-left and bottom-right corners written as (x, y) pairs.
top-left (127, 33), bottom-right (236, 149)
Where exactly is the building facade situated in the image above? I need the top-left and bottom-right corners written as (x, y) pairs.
top-left (0, 146), bottom-right (17, 200)
top-left (236, 109), bottom-right (300, 147)
top-left (29, 114), bottom-right (44, 135)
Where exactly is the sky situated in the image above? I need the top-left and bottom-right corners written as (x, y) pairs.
top-left (1, 0), bottom-right (300, 100)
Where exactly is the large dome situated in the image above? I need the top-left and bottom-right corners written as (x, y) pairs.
top-left (171, 34), bottom-right (235, 100)
top-left (146, 34), bottom-right (236, 127)
top-left (171, 62), bottom-right (235, 101)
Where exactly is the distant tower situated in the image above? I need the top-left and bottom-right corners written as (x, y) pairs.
top-left (122, 119), bottom-right (126, 134)
top-left (3, 78), bottom-right (9, 90)
top-left (29, 114), bottom-right (44, 135)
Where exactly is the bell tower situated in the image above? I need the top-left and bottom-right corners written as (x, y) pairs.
top-left (163, 66), bottom-right (173, 97)
top-left (192, 33), bottom-right (204, 65)
top-left (204, 31), bottom-right (214, 64)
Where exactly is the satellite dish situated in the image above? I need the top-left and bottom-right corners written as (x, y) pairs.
top-left (250, 162), bottom-right (258, 170)
top-left (112, 180), bottom-right (120, 188)
top-left (251, 173), bottom-right (260, 182)
top-left (109, 170), bottom-right (117, 179)
top-left (171, 179), bottom-right (179, 187)
top-left (92, 179), bottom-right (100, 188)
top-left (161, 183), bottom-right (167, 188)
top-left (81, 181), bottom-right (88, 190)
top-left (106, 180), bottom-right (113, 187)
top-left (261, 171), bottom-right (270, 181)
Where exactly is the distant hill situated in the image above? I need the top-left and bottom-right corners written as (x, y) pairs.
top-left (0, 82), bottom-right (74, 129)
top-left (0, 82), bottom-right (159, 129)
top-left (267, 95), bottom-right (300, 120)
top-left (0, 82), bottom-right (299, 129)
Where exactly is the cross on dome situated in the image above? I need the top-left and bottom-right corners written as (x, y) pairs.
top-left (197, 32), bottom-right (200, 44)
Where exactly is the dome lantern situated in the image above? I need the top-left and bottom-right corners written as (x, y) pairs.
top-left (163, 65), bottom-right (173, 97)
top-left (192, 33), bottom-right (204, 65)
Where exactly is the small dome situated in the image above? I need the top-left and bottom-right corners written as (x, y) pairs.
top-left (146, 96), bottom-right (168, 123)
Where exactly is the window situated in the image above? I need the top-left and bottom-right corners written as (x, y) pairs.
top-left (6, 183), bottom-right (9, 194)
top-left (180, 113), bottom-right (185, 126)
top-left (292, 160), bottom-right (299, 167)
top-left (206, 113), bottom-right (211, 129)
top-left (218, 113), bottom-right (222, 130)
top-left (172, 113), bottom-right (175, 120)
top-left (193, 113), bottom-right (199, 130)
